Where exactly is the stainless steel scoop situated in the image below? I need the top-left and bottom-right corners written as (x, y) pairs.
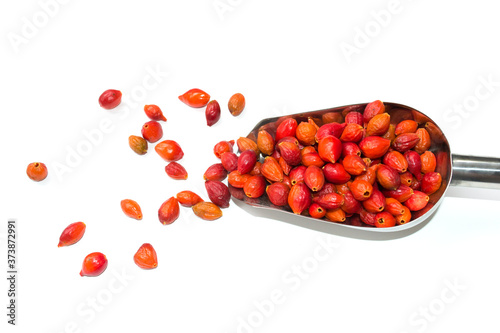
top-left (231, 102), bottom-right (500, 233)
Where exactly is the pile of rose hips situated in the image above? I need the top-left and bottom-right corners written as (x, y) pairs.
top-left (223, 100), bottom-right (442, 228)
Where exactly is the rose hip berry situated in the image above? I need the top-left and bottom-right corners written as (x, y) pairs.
top-left (322, 112), bottom-right (344, 124)
top-left (396, 207), bottom-right (412, 225)
top-left (214, 140), bottom-right (235, 158)
top-left (343, 155), bottom-right (367, 176)
top-left (362, 189), bottom-right (386, 213)
top-left (99, 89), bottom-right (122, 110)
top-left (206, 100), bottom-right (221, 126)
top-left (178, 88), bottom-right (210, 108)
top-left (325, 208), bottom-right (346, 223)
top-left (366, 113), bottom-right (390, 136)
top-left (290, 165), bottom-right (307, 185)
top-left (421, 172), bottom-right (442, 195)
top-left (350, 179), bottom-right (373, 201)
top-left (345, 112), bottom-right (363, 126)
top-left (309, 203), bottom-right (326, 219)
top-left (276, 118), bottom-right (298, 142)
top-left (266, 182), bottom-right (290, 206)
top-left (121, 199), bottom-right (143, 220)
top-left (385, 198), bottom-right (406, 216)
top-left (220, 152), bottom-right (238, 172)
top-left (261, 157), bottom-right (284, 182)
top-left (144, 104), bottom-right (167, 121)
top-left (134, 243), bottom-right (158, 269)
top-left (58, 222), bottom-right (86, 247)
top-left (363, 100), bottom-right (385, 123)
top-left (158, 197), bottom-right (180, 225)
top-left (323, 163), bottom-right (351, 184)
top-left (296, 121), bottom-right (317, 146)
top-left (312, 193), bottom-right (344, 210)
top-left (395, 120), bottom-right (418, 136)
top-left (278, 141), bottom-right (301, 166)
top-left (318, 136), bottom-right (342, 164)
top-left (420, 151), bottom-right (437, 174)
top-left (192, 202), bottom-right (223, 220)
top-left (340, 123), bottom-right (364, 142)
top-left (228, 93), bottom-right (245, 116)
top-left (80, 252), bottom-right (108, 277)
top-left (129, 135), bottom-right (148, 155)
top-left (204, 163), bottom-right (228, 182)
top-left (238, 150), bottom-right (258, 175)
top-left (341, 191), bottom-right (363, 214)
top-left (237, 137), bottom-right (259, 155)
top-left (228, 171), bottom-right (252, 188)
top-left (405, 190), bottom-right (429, 211)
top-left (206, 180), bottom-right (231, 208)
top-left (304, 165), bottom-right (325, 192)
top-left (165, 161), bottom-right (188, 180)
top-left (26, 162), bottom-right (48, 182)
top-left (375, 212), bottom-right (396, 228)
top-left (257, 130), bottom-right (275, 156)
top-left (288, 183), bottom-right (312, 215)
top-left (176, 191), bottom-right (204, 207)
top-left (141, 121), bottom-right (163, 143)
top-left (155, 140), bottom-right (184, 162)
top-left (243, 175), bottom-right (266, 198)
top-left (382, 185), bottom-right (414, 203)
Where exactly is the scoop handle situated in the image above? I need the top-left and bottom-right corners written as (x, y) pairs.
top-left (451, 154), bottom-right (500, 189)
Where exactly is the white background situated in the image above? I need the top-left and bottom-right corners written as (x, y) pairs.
top-left (1, 0), bottom-right (500, 332)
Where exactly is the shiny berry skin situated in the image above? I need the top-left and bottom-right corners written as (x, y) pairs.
top-left (98, 89), bottom-right (122, 109)
top-left (178, 88), bottom-right (210, 108)
top-left (80, 252), bottom-right (108, 277)
top-left (155, 140), bottom-right (184, 162)
top-left (144, 104), bottom-right (167, 121)
top-left (375, 212), bottom-right (396, 228)
top-left (309, 203), bottom-right (326, 219)
top-left (206, 100), bottom-right (221, 126)
top-left (141, 121), bottom-right (163, 143)
top-left (58, 222), bottom-right (86, 247)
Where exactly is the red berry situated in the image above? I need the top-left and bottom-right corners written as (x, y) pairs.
top-left (144, 104), bottom-right (167, 121)
top-left (141, 121), bottom-right (163, 143)
top-left (98, 89), bottom-right (122, 109)
top-left (80, 252), bottom-right (108, 277)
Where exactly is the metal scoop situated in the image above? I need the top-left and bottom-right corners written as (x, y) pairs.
top-left (231, 102), bottom-right (500, 234)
